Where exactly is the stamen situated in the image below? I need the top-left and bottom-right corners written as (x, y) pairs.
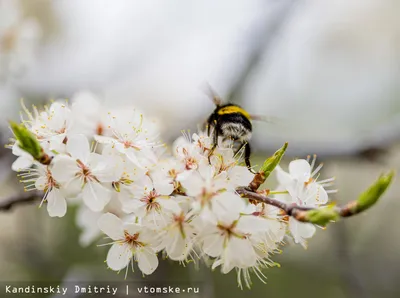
top-left (318, 177), bottom-right (335, 184)
top-left (311, 162), bottom-right (323, 177)
top-left (310, 154), bottom-right (317, 171)
top-left (20, 99), bottom-right (34, 121)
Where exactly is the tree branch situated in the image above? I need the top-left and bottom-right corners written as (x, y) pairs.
top-left (236, 187), bottom-right (316, 223)
top-left (237, 169), bottom-right (394, 226)
top-left (0, 191), bottom-right (43, 212)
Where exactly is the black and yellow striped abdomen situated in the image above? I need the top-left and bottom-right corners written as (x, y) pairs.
top-left (217, 104), bottom-right (251, 121)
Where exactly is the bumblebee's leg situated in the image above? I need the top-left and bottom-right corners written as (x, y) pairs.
top-left (244, 142), bottom-right (256, 173)
top-left (208, 126), bottom-right (219, 164)
top-left (206, 116), bottom-right (216, 137)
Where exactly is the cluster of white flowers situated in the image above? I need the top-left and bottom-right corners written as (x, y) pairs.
top-left (10, 92), bottom-right (336, 288)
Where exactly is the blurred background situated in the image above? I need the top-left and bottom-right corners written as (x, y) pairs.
top-left (0, 0), bottom-right (399, 297)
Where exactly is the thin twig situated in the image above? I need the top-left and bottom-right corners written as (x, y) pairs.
top-left (236, 187), bottom-right (315, 222)
top-left (236, 186), bottom-right (372, 224)
top-left (0, 190), bottom-right (43, 211)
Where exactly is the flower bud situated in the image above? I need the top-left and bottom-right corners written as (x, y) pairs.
top-left (9, 121), bottom-right (50, 164)
top-left (355, 171), bottom-right (395, 213)
top-left (259, 142), bottom-right (288, 179)
top-left (304, 204), bottom-right (339, 226)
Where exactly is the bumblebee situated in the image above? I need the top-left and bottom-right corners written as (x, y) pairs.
top-left (206, 91), bottom-right (255, 173)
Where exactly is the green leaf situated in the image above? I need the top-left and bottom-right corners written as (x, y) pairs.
top-left (9, 121), bottom-right (43, 160)
top-left (259, 142), bottom-right (288, 179)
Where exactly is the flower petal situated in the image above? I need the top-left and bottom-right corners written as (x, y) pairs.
top-left (289, 159), bottom-right (311, 181)
top-left (153, 179), bottom-right (174, 196)
top-left (98, 213), bottom-right (124, 240)
top-left (213, 171), bottom-right (230, 191)
top-left (213, 192), bottom-right (245, 221)
top-left (221, 260), bottom-right (235, 274)
top-left (107, 243), bottom-right (132, 271)
top-left (227, 237), bottom-right (256, 268)
top-left (289, 217), bottom-right (316, 243)
top-left (12, 156), bottom-right (33, 172)
top-left (166, 229), bottom-right (192, 261)
top-left (51, 155), bottom-right (79, 182)
top-left (12, 143), bottom-right (27, 156)
top-left (46, 188), bottom-right (67, 217)
top-left (66, 134), bottom-right (90, 162)
top-left (120, 197), bottom-right (146, 215)
top-left (137, 228), bottom-right (160, 247)
top-left (178, 171), bottom-right (203, 197)
top-left (136, 248), bottom-right (159, 275)
top-left (125, 149), bottom-right (142, 168)
top-left (48, 102), bottom-right (71, 132)
top-left (275, 166), bottom-right (294, 187)
top-left (316, 185), bottom-right (328, 205)
top-left (131, 175), bottom-right (153, 198)
top-left (82, 182), bottom-right (111, 212)
top-left (34, 176), bottom-right (47, 190)
top-left (302, 182), bottom-right (329, 206)
top-left (228, 166), bottom-right (254, 187)
top-left (89, 153), bottom-right (123, 182)
top-left (94, 135), bottom-right (116, 145)
top-left (48, 134), bottom-right (67, 153)
top-left (63, 177), bottom-right (83, 197)
top-left (203, 234), bottom-right (224, 257)
top-left (158, 197), bottom-right (181, 214)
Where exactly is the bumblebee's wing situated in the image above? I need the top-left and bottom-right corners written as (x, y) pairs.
top-left (202, 82), bottom-right (223, 106)
top-left (250, 114), bottom-right (295, 131)
top-left (249, 114), bottom-right (279, 124)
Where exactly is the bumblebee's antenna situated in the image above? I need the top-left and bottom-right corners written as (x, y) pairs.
top-left (202, 83), bottom-right (223, 107)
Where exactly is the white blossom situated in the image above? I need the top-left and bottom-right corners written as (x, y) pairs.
top-left (150, 159), bottom-right (183, 196)
top-left (70, 91), bottom-right (106, 136)
top-left (22, 101), bottom-right (73, 153)
top-left (242, 203), bottom-right (286, 250)
top-left (275, 158), bottom-right (332, 206)
top-left (157, 209), bottom-right (198, 261)
top-left (201, 215), bottom-right (276, 289)
top-left (51, 134), bottom-right (122, 212)
top-left (18, 164), bottom-right (67, 217)
top-left (120, 175), bottom-right (181, 222)
top-left (94, 109), bottom-right (160, 169)
top-left (98, 213), bottom-right (160, 275)
top-left (275, 156), bottom-right (334, 247)
top-left (178, 163), bottom-right (246, 222)
top-left (173, 134), bottom-right (208, 171)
